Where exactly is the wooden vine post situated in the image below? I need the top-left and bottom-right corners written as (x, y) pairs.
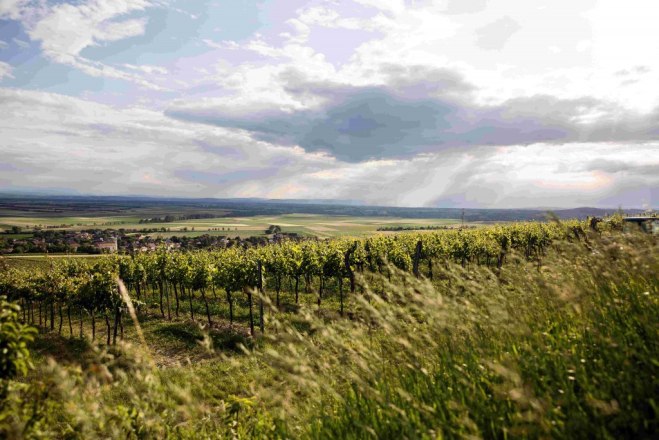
top-left (413, 240), bottom-right (423, 278)
top-left (257, 260), bottom-right (264, 334)
top-left (247, 286), bottom-right (254, 337)
top-left (345, 242), bottom-right (357, 293)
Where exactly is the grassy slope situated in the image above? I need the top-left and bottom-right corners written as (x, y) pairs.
top-left (1, 231), bottom-right (657, 438)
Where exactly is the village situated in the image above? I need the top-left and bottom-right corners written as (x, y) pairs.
top-left (0, 226), bottom-right (300, 255)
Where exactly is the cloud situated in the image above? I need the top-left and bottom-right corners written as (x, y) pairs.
top-left (0, 87), bottom-right (656, 208)
top-left (0, 0), bottom-right (32, 20)
top-left (122, 63), bottom-right (168, 75)
top-left (12, 37), bottom-right (30, 48)
top-left (583, 158), bottom-right (659, 176)
top-left (352, 0), bottom-right (406, 15)
top-left (1, 1), bottom-right (658, 209)
top-left (474, 16), bottom-right (521, 50)
top-left (427, 144), bottom-right (659, 209)
top-left (167, 71), bottom-right (659, 162)
top-left (0, 62), bottom-right (14, 80)
top-left (158, 0), bottom-right (658, 163)
top-left (0, 88), bottom-right (334, 198)
top-left (27, 0), bottom-right (152, 57)
top-left (6, 0), bottom-right (167, 89)
top-left (443, 0), bottom-right (487, 15)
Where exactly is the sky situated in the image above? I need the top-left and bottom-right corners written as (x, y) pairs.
top-left (0, 0), bottom-right (657, 209)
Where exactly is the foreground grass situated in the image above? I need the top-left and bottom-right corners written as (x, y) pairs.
top-left (1, 231), bottom-right (657, 438)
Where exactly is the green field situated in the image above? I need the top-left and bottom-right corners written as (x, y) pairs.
top-left (1, 213), bottom-right (462, 238)
top-left (1, 254), bottom-right (108, 270)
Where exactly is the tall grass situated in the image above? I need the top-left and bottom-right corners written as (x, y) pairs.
top-left (1, 231), bottom-right (657, 438)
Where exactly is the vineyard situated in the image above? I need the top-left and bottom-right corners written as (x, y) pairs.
top-left (1, 219), bottom-right (604, 342)
top-left (0, 214), bottom-right (657, 438)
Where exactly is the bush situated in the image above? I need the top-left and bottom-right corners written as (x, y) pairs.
top-left (0, 296), bottom-right (35, 382)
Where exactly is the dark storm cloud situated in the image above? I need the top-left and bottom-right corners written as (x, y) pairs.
top-left (166, 72), bottom-right (659, 163)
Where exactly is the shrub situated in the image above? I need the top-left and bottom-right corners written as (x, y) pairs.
top-left (0, 296), bottom-right (35, 382)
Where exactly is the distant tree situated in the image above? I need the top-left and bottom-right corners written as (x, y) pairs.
top-left (265, 225), bottom-right (282, 234)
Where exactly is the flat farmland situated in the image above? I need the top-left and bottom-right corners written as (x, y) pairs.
top-left (0, 212), bottom-right (462, 238)
top-left (165, 214), bottom-right (461, 238)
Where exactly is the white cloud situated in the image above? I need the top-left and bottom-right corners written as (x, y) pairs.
top-left (353, 0), bottom-right (406, 15)
top-left (0, 62), bottom-right (14, 80)
top-left (433, 144), bottom-right (659, 209)
top-left (12, 37), bottom-right (30, 48)
top-left (0, 88), bottom-right (333, 198)
top-left (268, 1), bottom-right (659, 112)
top-left (0, 88), bottom-right (655, 208)
top-left (8, 0), bottom-right (168, 90)
top-left (295, 5), bottom-right (387, 32)
top-left (0, 0), bottom-right (31, 20)
top-left (95, 17), bottom-right (148, 42)
top-left (28, 0), bottom-right (152, 57)
top-left (1, 1), bottom-right (657, 208)
top-left (163, 0), bottom-right (659, 186)
top-left (122, 63), bottom-right (168, 75)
